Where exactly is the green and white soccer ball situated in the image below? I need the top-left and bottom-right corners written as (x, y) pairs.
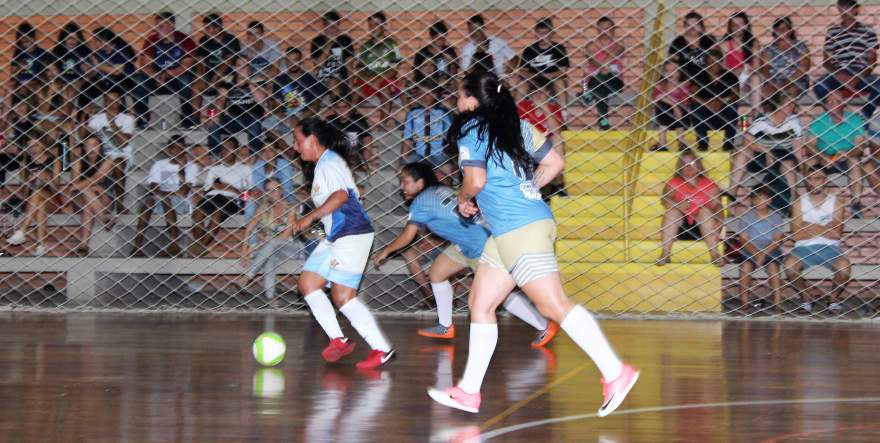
top-left (253, 332), bottom-right (286, 367)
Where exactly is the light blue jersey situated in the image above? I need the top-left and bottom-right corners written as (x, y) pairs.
top-left (457, 119), bottom-right (554, 236)
top-left (311, 150), bottom-right (373, 242)
top-left (408, 186), bottom-right (490, 259)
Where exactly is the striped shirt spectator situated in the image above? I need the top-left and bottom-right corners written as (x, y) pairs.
top-left (824, 22), bottom-right (878, 73)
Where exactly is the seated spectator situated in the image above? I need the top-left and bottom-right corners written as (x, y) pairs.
top-left (5, 130), bottom-right (62, 256)
top-left (87, 90), bottom-right (136, 213)
top-left (131, 136), bottom-right (196, 257)
top-left (657, 150), bottom-right (723, 266)
top-left (11, 22), bottom-right (52, 98)
top-left (69, 134), bottom-right (115, 256)
top-left (413, 21), bottom-right (458, 103)
top-left (242, 21), bottom-right (283, 91)
top-left (653, 60), bottom-right (690, 151)
top-left (252, 132), bottom-right (296, 205)
top-left (274, 47), bottom-right (327, 127)
top-left (814, 0), bottom-right (880, 119)
top-left (582, 16), bottom-right (624, 130)
top-left (784, 165), bottom-right (850, 314)
top-left (461, 14), bottom-right (515, 77)
top-left (325, 94), bottom-right (374, 173)
top-left (50, 22), bottom-right (92, 123)
top-left (402, 80), bottom-right (453, 180)
top-left (132, 12), bottom-right (197, 129)
top-left (730, 92), bottom-right (803, 199)
top-left (758, 17), bottom-right (810, 99)
top-left (690, 50), bottom-right (739, 152)
top-left (353, 12), bottom-right (402, 129)
top-left (193, 14), bottom-right (241, 120)
top-left (518, 75), bottom-right (565, 195)
top-left (87, 27), bottom-right (136, 102)
top-left (736, 186), bottom-right (786, 314)
top-left (188, 143), bottom-right (214, 209)
top-left (805, 88), bottom-right (867, 217)
top-left (310, 10), bottom-right (355, 97)
top-left (207, 58), bottom-right (266, 156)
top-left (520, 18), bottom-right (570, 108)
top-left (668, 11), bottom-right (717, 88)
top-left (719, 12), bottom-right (760, 112)
top-left (240, 177), bottom-right (299, 301)
top-left (190, 143), bottom-right (252, 256)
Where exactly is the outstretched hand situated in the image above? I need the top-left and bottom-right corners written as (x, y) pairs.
top-left (458, 199), bottom-right (479, 218)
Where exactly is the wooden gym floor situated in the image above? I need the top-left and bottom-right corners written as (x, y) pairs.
top-left (1, 312), bottom-right (879, 442)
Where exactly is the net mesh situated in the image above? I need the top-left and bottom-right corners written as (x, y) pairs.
top-left (1, 0), bottom-right (879, 319)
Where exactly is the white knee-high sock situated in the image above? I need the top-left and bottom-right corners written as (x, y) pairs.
top-left (560, 305), bottom-right (623, 380)
top-left (304, 290), bottom-right (344, 339)
top-left (340, 298), bottom-right (392, 352)
top-left (457, 323), bottom-right (498, 394)
top-left (503, 292), bottom-right (549, 331)
top-left (431, 281), bottom-right (454, 327)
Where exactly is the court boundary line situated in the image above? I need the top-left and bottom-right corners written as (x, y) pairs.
top-left (479, 396), bottom-right (880, 441)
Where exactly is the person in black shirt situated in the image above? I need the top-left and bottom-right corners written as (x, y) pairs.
top-left (519, 18), bottom-right (570, 107)
top-left (668, 11), bottom-right (717, 88)
top-left (87, 27), bottom-right (136, 100)
top-left (274, 47), bottom-right (327, 126)
top-left (413, 21), bottom-right (458, 100)
top-left (310, 10), bottom-right (355, 97)
top-left (325, 94), bottom-right (374, 173)
top-left (207, 58), bottom-right (266, 156)
top-left (51, 23), bottom-right (93, 122)
top-left (194, 14), bottom-right (241, 119)
top-left (11, 22), bottom-right (52, 97)
top-left (691, 50), bottom-right (739, 151)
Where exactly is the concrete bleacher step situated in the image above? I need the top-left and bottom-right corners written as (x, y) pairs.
top-left (561, 262), bottom-right (722, 313)
top-left (558, 239), bottom-right (718, 264)
top-left (562, 130), bottom-right (727, 152)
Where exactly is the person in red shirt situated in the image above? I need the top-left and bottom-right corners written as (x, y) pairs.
top-left (657, 150), bottom-right (723, 266)
top-left (517, 75), bottom-right (566, 197)
top-left (132, 12), bottom-right (198, 129)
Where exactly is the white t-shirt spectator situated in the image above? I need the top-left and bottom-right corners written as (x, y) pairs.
top-left (88, 112), bottom-right (136, 162)
top-left (203, 162), bottom-right (253, 198)
top-left (462, 37), bottom-right (515, 77)
top-left (243, 38), bottom-right (283, 78)
top-left (146, 159), bottom-right (199, 193)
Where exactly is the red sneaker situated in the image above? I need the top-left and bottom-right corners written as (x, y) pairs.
top-left (322, 337), bottom-right (356, 362)
top-left (597, 363), bottom-right (640, 417)
top-left (531, 321), bottom-right (560, 349)
top-left (356, 349), bottom-right (396, 369)
top-left (427, 385), bottom-right (481, 413)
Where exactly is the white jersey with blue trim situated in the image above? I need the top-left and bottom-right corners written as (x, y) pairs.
top-left (408, 185), bottom-right (490, 259)
top-left (310, 150), bottom-right (373, 241)
top-left (457, 119), bottom-right (554, 236)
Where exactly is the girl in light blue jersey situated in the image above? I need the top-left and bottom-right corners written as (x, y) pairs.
top-left (287, 117), bottom-right (394, 370)
top-left (428, 70), bottom-right (638, 415)
top-left (373, 162), bottom-right (558, 346)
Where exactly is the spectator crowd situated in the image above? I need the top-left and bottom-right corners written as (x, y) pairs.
top-left (2, 0), bottom-right (880, 314)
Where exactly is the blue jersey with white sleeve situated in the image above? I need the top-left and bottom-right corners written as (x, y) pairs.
top-left (408, 186), bottom-right (490, 259)
top-left (457, 119), bottom-right (554, 236)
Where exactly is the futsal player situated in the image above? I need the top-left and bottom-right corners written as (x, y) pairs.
top-left (287, 117), bottom-right (395, 370)
top-left (427, 71), bottom-right (639, 414)
top-left (373, 161), bottom-right (559, 347)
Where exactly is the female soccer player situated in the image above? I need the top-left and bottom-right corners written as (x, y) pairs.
top-left (373, 161), bottom-right (558, 347)
top-left (288, 117), bottom-right (394, 370)
top-left (427, 71), bottom-right (639, 415)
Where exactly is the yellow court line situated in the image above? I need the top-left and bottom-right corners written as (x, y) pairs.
top-left (479, 362), bottom-right (591, 431)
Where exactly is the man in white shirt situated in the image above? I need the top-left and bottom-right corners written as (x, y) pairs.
top-left (190, 143), bottom-right (252, 255)
top-left (460, 14), bottom-right (516, 77)
top-left (131, 136), bottom-right (197, 256)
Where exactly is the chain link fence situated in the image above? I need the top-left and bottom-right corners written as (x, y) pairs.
top-left (1, 0), bottom-right (880, 318)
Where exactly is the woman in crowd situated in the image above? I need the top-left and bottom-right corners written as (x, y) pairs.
top-left (70, 134), bottom-right (115, 256)
top-left (6, 131), bottom-right (63, 256)
top-left (758, 16), bottom-right (811, 99)
top-left (241, 177), bottom-right (298, 301)
top-left (719, 12), bottom-right (760, 112)
top-left (51, 22), bottom-right (92, 123)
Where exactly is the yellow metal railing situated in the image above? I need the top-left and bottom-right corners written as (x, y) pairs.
top-left (623, 0), bottom-right (666, 261)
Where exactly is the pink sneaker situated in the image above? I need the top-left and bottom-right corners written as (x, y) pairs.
top-left (427, 385), bottom-right (481, 413)
top-left (597, 363), bottom-right (640, 417)
top-left (322, 337), bottom-right (356, 362)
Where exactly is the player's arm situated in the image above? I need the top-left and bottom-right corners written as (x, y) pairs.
top-left (532, 148), bottom-right (565, 189)
top-left (294, 190), bottom-right (347, 232)
top-left (374, 223), bottom-right (420, 266)
top-left (458, 166), bottom-right (486, 217)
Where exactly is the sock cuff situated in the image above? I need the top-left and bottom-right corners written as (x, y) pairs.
top-left (339, 297), bottom-right (366, 315)
top-left (304, 290), bottom-right (327, 302)
top-left (431, 280), bottom-right (452, 289)
top-left (560, 305), bottom-right (587, 330)
top-left (469, 323), bottom-right (499, 335)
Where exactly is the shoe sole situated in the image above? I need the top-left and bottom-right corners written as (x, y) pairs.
top-left (427, 387), bottom-right (479, 414)
top-left (322, 342), bottom-right (356, 363)
top-left (418, 329), bottom-right (455, 339)
top-left (597, 370), bottom-right (639, 417)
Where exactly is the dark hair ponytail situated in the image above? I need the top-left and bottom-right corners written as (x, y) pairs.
top-left (298, 116), bottom-right (351, 162)
top-left (446, 70), bottom-right (533, 172)
top-left (401, 161), bottom-right (440, 195)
